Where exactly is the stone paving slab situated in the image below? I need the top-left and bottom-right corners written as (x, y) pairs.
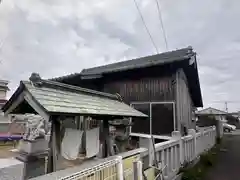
top-left (204, 130), bottom-right (240, 180)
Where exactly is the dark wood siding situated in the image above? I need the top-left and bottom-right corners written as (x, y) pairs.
top-left (62, 78), bottom-right (102, 91)
top-left (176, 69), bottom-right (194, 132)
top-left (103, 76), bottom-right (175, 104)
top-left (100, 68), bottom-right (176, 136)
top-left (65, 64), bottom-right (194, 136)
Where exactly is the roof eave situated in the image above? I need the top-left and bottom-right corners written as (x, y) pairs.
top-left (48, 111), bottom-right (148, 118)
top-left (81, 55), bottom-right (193, 77)
top-left (1, 81), bottom-right (25, 113)
top-left (189, 55), bottom-right (203, 107)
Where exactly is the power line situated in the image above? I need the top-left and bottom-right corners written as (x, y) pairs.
top-left (225, 101), bottom-right (228, 112)
top-left (212, 100), bottom-right (240, 103)
top-left (154, 0), bottom-right (169, 50)
top-left (133, 0), bottom-right (159, 53)
top-left (211, 101), bottom-right (240, 113)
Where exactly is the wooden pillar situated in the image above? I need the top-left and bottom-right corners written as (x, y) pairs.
top-left (79, 116), bottom-right (86, 154)
top-left (99, 119), bottom-right (113, 157)
top-left (47, 116), bottom-right (61, 173)
top-left (47, 118), bottom-right (54, 173)
top-left (103, 120), bottom-right (110, 157)
top-left (98, 117), bottom-right (113, 158)
top-left (82, 116), bottom-right (87, 153)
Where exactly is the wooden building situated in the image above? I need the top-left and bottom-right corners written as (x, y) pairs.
top-left (2, 75), bottom-right (147, 174)
top-left (52, 46), bottom-right (203, 137)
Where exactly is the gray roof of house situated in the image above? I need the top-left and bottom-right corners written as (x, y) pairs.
top-left (196, 107), bottom-right (227, 115)
top-left (2, 78), bottom-right (147, 118)
top-left (51, 46), bottom-right (194, 81)
top-left (81, 46), bottom-right (194, 75)
top-left (50, 46), bottom-right (202, 107)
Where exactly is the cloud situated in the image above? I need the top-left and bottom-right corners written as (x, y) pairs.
top-left (0, 0), bottom-right (240, 112)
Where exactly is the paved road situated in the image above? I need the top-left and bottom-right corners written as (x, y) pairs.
top-left (204, 130), bottom-right (240, 180)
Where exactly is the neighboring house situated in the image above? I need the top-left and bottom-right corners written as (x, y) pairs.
top-left (0, 80), bottom-right (10, 133)
top-left (196, 107), bottom-right (227, 125)
top-left (196, 107), bottom-right (226, 138)
top-left (0, 80), bottom-right (25, 135)
top-left (0, 79), bottom-right (9, 111)
top-left (0, 116), bottom-right (11, 134)
top-left (196, 107), bottom-right (240, 127)
top-left (52, 46), bottom-right (203, 137)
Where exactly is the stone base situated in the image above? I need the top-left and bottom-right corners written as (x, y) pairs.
top-left (18, 139), bottom-right (48, 154)
top-left (0, 158), bottom-right (24, 180)
top-left (16, 151), bottom-right (49, 180)
top-left (16, 139), bottom-right (49, 179)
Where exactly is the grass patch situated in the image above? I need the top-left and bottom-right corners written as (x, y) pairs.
top-left (180, 140), bottom-right (222, 180)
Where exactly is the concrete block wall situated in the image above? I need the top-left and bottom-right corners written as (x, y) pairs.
top-left (0, 158), bottom-right (24, 180)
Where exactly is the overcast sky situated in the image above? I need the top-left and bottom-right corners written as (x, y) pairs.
top-left (0, 0), bottom-right (240, 112)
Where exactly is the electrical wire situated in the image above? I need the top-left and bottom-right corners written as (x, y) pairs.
top-left (154, 0), bottom-right (169, 50)
top-left (133, 0), bottom-right (159, 53)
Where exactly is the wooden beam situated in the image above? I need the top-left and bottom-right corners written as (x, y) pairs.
top-left (5, 92), bottom-right (25, 115)
top-left (82, 116), bottom-right (86, 153)
top-left (24, 91), bottom-right (49, 120)
top-left (55, 118), bottom-right (61, 158)
top-left (47, 116), bottom-right (60, 173)
top-left (103, 120), bottom-right (112, 157)
top-left (47, 117), bottom-right (54, 173)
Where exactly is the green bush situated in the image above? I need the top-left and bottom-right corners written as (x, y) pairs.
top-left (200, 153), bottom-right (215, 167)
top-left (216, 137), bottom-right (222, 145)
top-left (180, 144), bottom-right (220, 180)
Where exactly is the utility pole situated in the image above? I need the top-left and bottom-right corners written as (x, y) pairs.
top-left (212, 100), bottom-right (240, 113)
top-left (225, 101), bottom-right (228, 112)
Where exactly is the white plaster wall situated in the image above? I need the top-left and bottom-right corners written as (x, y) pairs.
top-left (0, 90), bottom-right (7, 99)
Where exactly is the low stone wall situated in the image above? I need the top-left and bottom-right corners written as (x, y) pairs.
top-left (0, 158), bottom-right (24, 180)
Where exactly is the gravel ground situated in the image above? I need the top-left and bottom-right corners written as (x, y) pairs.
top-left (0, 145), bottom-right (17, 158)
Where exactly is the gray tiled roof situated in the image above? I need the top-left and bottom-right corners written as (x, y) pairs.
top-left (2, 80), bottom-right (147, 118)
